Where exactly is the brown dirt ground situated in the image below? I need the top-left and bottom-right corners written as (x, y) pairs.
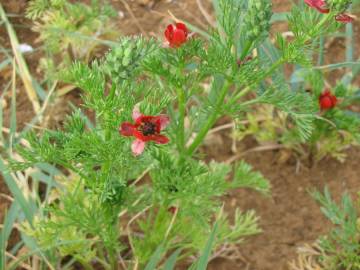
top-left (1, 0), bottom-right (360, 269)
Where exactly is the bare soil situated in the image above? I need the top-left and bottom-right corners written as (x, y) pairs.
top-left (1, 0), bottom-right (360, 269)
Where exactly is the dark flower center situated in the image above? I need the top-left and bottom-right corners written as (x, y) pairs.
top-left (140, 122), bottom-right (157, 136)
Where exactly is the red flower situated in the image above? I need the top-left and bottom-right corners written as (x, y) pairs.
top-left (164, 23), bottom-right (188, 48)
top-left (319, 89), bottom-right (337, 110)
top-left (120, 107), bottom-right (170, 156)
top-left (304, 0), bottom-right (355, 23)
top-left (168, 206), bottom-right (177, 214)
top-left (304, 0), bottom-right (329, 13)
top-left (335, 13), bottom-right (354, 23)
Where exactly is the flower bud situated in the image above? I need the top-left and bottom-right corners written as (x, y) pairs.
top-left (243, 0), bottom-right (272, 42)
top-left (105, 37), bottom-right (156, 83)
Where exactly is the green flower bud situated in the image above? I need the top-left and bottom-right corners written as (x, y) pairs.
top-left (244, 0), bottom-right (272, 42)
top-left (104, 37), bottom-right (157, 83)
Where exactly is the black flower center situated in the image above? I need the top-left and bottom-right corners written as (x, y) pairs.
top-left (140, 122), bottom-right (157, 136)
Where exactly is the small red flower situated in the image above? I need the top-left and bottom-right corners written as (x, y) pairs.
top-left (168, 206), bottom-right (177, 214)
top-left (304, 0), bottom-right (355, 23)
top-left (164, 23), bottom-right (188, 48)
top-left (120, 107), bottom-right (170, 156)
top-left (319, 89), bottom-right (337, 110)
top-left (304, 0), bottom-right (329, 13)
top-left (335, 13), bottom-right (354, 23)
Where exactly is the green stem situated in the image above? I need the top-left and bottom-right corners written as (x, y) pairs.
top-left (185, 81), bottom-right (230, 156)
top-left (176, 87), bottom-right (186, 154)
top-left (239, 40), bottom-right (253, 60)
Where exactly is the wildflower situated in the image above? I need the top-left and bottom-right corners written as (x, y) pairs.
top-left (168, 206), bottom-right (177, 214)
top-left (304, 0), bottom-right (330, 13)
top-left (319, 89), bottom-right (337, 110)
top-left (335, 13), bottom-right (354, 23)
top-left (120, 107), bottom-right (170, 156)
top-left (164, 22), bottom-right (188, 48)
top-left (304, 0), bottom-right (355, 23)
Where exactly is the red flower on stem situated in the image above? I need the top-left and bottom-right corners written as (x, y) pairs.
top-left (304, 0), bottom-right (329, 13)
top-left (120, 107), bottom-right (170, 156)
top-left (168, 206), bottom-right (177, 214)
top-left (319, 89), bottom-right (337, 110)
top-left (304, 0), bottom-right (354, 23)
top-left (335, 13), bottom-right (354, 23)
top-left (164, 22), bottom-right (188, 48)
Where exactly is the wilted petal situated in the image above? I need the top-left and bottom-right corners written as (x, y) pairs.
top-left (131, 139), bottom-right (146, 156)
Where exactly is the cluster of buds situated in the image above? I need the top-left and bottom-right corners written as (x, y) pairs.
top-left (243, 0), bottom-right (272, 42)
top-left (105, 37), bottom-right (155, 83)
top-left (304, 0), bottom-right (354, 23)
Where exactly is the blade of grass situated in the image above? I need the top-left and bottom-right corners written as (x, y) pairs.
top-left (0, 82), bottom-right (11, 143)
top-left (9, 58), bottom-right (16, 154)
top-left (195, 222), bottom-right (219, 270)
top-left (317, 36), bottom-right (325, 66)
top-left (144, 243), bottom-right (165, 270)
top-left (162, 248), bottom-right (182, 270)
top-left (0, 202), bottom-right (20, 270)
top-left (0, 158), bottom-right (34, 226)
top-left (0, 58), bottom-right (11, 72)
top-left (0, 3), bottom-right (40, 113)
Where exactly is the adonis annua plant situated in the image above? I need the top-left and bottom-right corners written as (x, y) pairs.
top-left (7, 0), bottom-right (356, 269)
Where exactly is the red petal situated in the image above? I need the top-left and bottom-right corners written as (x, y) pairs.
top-left (132, 139), bottom-right (146, 156)
top-left (132, 106), bottom-right (142, 122)
top-left (304, 0), bottom-right (329, 13)
top-left (176, 23), bottom-right (188, 36)
top-left (153, 115), bottom-right (170, 131)
top-left (170, 29), bottom-right (187, 47)
top-left (120, 122), bottom-right (135, 136)
top-left (133, 129), bottom-right (148, 141)
top-left (151, 134), bottom-right (169, 144)
top-left (320, 96), bottom-right (336, 110)
top-left (335, 13), bottom-right (354, 23)
top-left (135, 115), bottom-right (155, 126)
top-left (164, 24), bottom-right (174, 42)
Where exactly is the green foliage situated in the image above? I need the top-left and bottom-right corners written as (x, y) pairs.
top-left (27, 0), bottom-right (118, 79)
top-left (243, 0), bottom-right (272, 44)
top-left (233, 1), bottom-right (360, 162)
top-left (312, 188), bottom-right (360, 269)
top-left (233, 161), bottom-right (270, 195)
top-left (104, 36), bottom-right (158, 83)
top-left (5, 0), bottom-right (349, 268)
top-left (329, 0), bottom-right (352, 12)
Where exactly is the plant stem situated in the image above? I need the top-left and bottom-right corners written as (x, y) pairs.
top-left (185, 80), bottom-right (230, 156)
top-left (239, 40), bottom-right (253, 60)
top-left (176, 86), bottom-right (186, 154)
